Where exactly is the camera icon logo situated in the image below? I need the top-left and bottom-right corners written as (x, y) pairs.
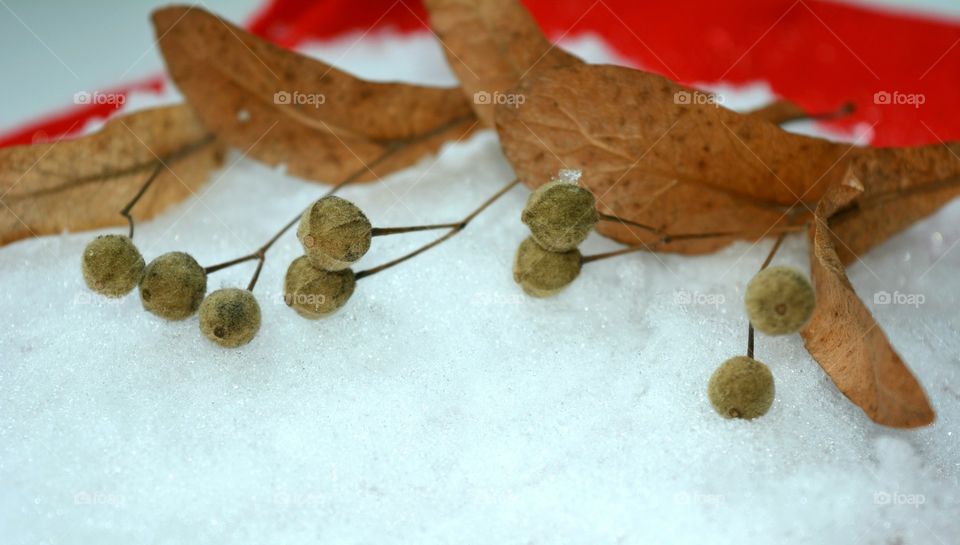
top-left (473, 91), bottom-right (491, 105)
top-left (873, 491), bottom-right (891, 505)
top-left (873, 91), bottom-right (891, 105)
top-left (874, 291), bottom-right (891, 305)
top-left (73, 91), bottom-right (92, 105)
top-left (674, 90), bottom-right (692, 105)
top-left (273, 91), bottom-right (291, 105)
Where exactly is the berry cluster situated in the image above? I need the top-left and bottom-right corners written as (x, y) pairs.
top-left (707, 264), bottom-right (815, 420)
top-left (284, 195), bottom-right (368, 318)
top-left (81, 235), bottom-right (261, 348)
top-left (513, 174), bottom-right (598, 296)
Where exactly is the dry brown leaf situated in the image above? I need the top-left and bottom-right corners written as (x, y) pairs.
top-left (495, 62), bottom-right (853, 253)
top-left (800, 172), bottom-right (935, 428)
top-left (153, 6), bottom-right (478, 184)
top-left (423, 0), bottom-right (580, 126)
top-left (828, 146), bottom-right (960, 264)
top-left (493, 61), bottom-right (960, 255)
top-left (0, 104), bottom-right (222, 247)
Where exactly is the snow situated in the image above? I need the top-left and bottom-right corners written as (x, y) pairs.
top-left (1, 32), bottom-right (959, 545)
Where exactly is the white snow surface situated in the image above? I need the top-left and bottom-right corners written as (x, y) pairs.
top-left (1, 33), bottom-right (959, 545)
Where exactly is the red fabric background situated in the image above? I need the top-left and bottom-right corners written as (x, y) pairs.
top-left (2, 0), bottom-right (959, 148)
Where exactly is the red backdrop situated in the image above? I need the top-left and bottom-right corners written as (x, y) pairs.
top-left (2, 0), bottom-right (959, 148)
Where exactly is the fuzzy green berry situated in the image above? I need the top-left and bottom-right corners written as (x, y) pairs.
top-left (139, 252), bottom-right (207, 320)
top-left (297, 196), bottom-right (372, 271)
top-left (708, 356), bottom-right (775, 419)
top-left (512, 236), bottom-right (582, 297)
top-left (284, 256), bottom-right (356, 318)
top-left (81, 234), bottom-right (145, 297)
top-left (199, 288), bottom-right (261, 348)
top-left (745, 266), bottom-right (815, 335)
top-left (521, 180), bottom-right (598, 252)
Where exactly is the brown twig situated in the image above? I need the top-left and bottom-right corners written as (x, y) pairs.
top-left (119, 134), bottom-right (216, 238)
top-left (203, 146), bottom-right (395, 289)
top-left (202, 113), bottom-right (476, 291)
top-left (580, 223), bottom-right (803, 264)
top-left (355, 178), bottom-right (521, 280)
top-left (747, 231), bottom-right (787, 359)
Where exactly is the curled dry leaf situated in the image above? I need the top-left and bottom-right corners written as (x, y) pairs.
top-left (153, 5), bottom-right (478, 184)
top-left (0, 104), bottom-right (222, 247)
top-left (828, 145), bottom-right (960, 264)
top-left (423, 0), bottom-right (579, 126)
top-left (801, 172), bottom-right (935, 428)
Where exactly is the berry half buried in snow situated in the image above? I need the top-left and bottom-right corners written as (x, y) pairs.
top-left (708, 356), bottom-right (775, 420)
top-left (521, 180), bottom-right (598, 252)
top-left (744, 266), bottom-right (815, 335)
top-left (297, 195), bottom-right (372, 271)
top-left (139, 252), bottom-right (207, 320)
top-left (284, 256), bottom-right (356, 318)
top-left (81, 234), bottom-right (145, 297)
top-left (512, 236), bottom-right (582, 297)
top-left (199, 288), bottom-right (261, 348)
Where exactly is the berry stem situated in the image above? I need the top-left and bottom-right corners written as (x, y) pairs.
top-left (747, 231), bottom-right (787, 359)
top-left (580, 225), bottom-right (802, 264)
top-left (202, 113), bottom-right (476, 286)
top-left (371, 223), bottom-right (463, 236)
top-left (119, 134), bottom-right (217, 239)
top-left (202, 146), bottom-right (397, 281)
top-left (355, 178), bottom-right (521, 280)
top-left (597, 213), bottom-right (667, 238)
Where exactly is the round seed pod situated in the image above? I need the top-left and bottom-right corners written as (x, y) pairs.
top-left (745, 266), bottom-right (816, 335)
top-left (81, 234), bottom-right (145, 297)
top-left (708, 356), bottom-right (775, 419)
top-left (139, 252), bottom-right (207, 320)
top-left (297, 196), bottom-right (372, 271)
top-left (512, 236), bottom-right (582, 297)
top-left (521, 180), bottom-right (598, 252)
top-left (283, 256), bottom-right (356, 318)
top-left (199, 288), bottom-right (261, 348)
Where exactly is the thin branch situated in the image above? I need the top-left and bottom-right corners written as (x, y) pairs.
top-left (747, 231), bottom-right (787, 359)
top-left (200, 111), bottom-right (477, 286)
top-left (597, 212), bottom-right (667, 239)
top-left (355, 179), bottom-right (521, 280)
top-left (119, 134), bottom-right (216, 239)
top-left (580, 224), bottom-right (803, 264)
top-left (371, 223), bottom-right (462, 236)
